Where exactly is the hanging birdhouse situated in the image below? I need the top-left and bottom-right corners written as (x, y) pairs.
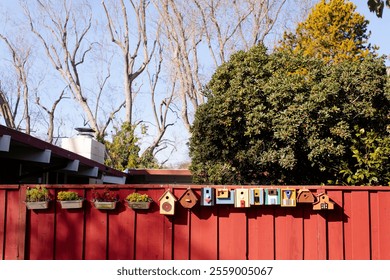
top-left (201, 187), bottom-right (215, 206)
top-left (296, 189), bottom-right (315, 203)
top-left (313, 193), bottom-right (334, 210)
top-left (281, 188), bottom-right (296, 207)
top-left (216, 188), bottom-right (235, 205)
top-left (234, 188), bottom-right (250, 208)
top-left (179, 188), bottom-right (198, 209)
top-left (264, 188), bottom-right (280, 205)
top-left (250, 188), bottom-right (264, 205)
top-left (159, 189), bottom-right (177, 215)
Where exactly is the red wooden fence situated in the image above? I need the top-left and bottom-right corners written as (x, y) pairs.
top-left (1, 184), bottom-right (390, 260)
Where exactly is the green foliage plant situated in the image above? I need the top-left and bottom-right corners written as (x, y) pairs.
top-left (126, 192), bottom-right (152, 203)
top-left (189, 44), bottom-right (390, 185)
top-left (26, 186), bottom-right (50, 202)
top-left (57, 191), bottom-right (82, 201)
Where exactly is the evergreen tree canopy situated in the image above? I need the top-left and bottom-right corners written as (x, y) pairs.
top-left (279, 0), bottom-right (373, 64)
top-left (189, 45), bottom-right (390, 185)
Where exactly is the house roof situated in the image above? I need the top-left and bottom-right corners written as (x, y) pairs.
top-left (0, 125), bottom-right (126, 184)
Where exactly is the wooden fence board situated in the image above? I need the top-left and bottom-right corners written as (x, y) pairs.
top-left (107, 188), bottom-right (135, 260)
top-left (247, 207), bottom-right (275, 260)
top-left (370, 191), bottom-right (390, 259)
top-left (172, 188), bottom-right (190, 260)
top-left (135, 188), bottom-right (166, 260)
top-left (190, 190), bottom-right (218, 260)
top-left (54, 188), bottom-right (85, 260)
top-left (84, 189), bottom-right (108, 260)
top-left (327, 190), bottom-right (344, 259)
top-left (218, 205), bottom-right (247, 260)
top-left (0, 190), bottom-right (5, 259)
top-left (1, 185), bottom-right (390, 260)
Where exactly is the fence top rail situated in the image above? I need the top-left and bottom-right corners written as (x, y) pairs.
top-left (16, 184), bottom-right (390, 191)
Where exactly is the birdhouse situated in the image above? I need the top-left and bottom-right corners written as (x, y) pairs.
top-left (179, 188), bottom-right (198, 209)
top-left (281, 188), bottom-right (296, 207)
top-left (234, 188), bottom-right (250, 208)
top-left (313, 193), bottom-right (335, 210)
top-left (250, 188), bottom-right (264, 205)
top-left (159, 190), bottom-right (177, 215)
top-left (216, 189), bottom-right (235, 205)
top-left (264, 188), bottom-right (280, 205)
top-left (296, 189), bottom-right (315, 203)
top-left (201, 187), bottom-right (215, 206)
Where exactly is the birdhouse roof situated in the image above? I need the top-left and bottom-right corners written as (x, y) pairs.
top-left (158, 189), bottom-right (177, 202)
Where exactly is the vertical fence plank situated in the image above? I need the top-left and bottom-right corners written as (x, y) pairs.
top-left (108, 188), bottom-right (135, 260)
top-left (218, 205), bottom-right (247, 260)
top-left (326, 190), bottom-right (344, 259)
top-left (135, 188), bottom-right (166, 259)
top-left (190, 189), bottom-right (218, 260)
top-left (172, 188), bottom-right (190, 260)
top-left (370, 191), bottom-right (390, 259)
top-left (247, 207), bottom-right (275, 260)
top-left (26, 204), bottom-right (56, 259)
top-left (84, 189), bottom-right (108, 260)
top-left (4, 189), bottom-right (21, 260)
top-left (54, 188), bottom-right (85, 260)
top-left (344, 191), bottom-right (370, 259)
top-left (0, 190), bottom-right (6, 259)
top-left (303, 202), bottom-right (328, 260)
top-left (275, 207), bottom-right (304, 260)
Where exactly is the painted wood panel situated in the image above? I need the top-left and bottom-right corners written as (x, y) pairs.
top-left (1, 185), bottom-right (390, 260)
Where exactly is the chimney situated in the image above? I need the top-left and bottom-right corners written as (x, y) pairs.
top-left (61, 127), bottom-right (105, 164)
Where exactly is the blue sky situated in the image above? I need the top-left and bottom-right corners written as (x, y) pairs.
top-left (352, 1), bottom-right (390, 65)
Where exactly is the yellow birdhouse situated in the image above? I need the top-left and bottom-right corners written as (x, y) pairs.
top-left (159, 190), bottom-right (177, 215)
top-left (281, 188), bottom-right (296, 207)
top-left (313, 193), bottom-right (334, 210)
top-left (234, 188), bottom-right (250, 208)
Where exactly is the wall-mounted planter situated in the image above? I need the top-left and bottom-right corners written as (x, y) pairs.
top-left (59, 200), bottom-right (84, 209)
top-left (93, 201), bottom-right (117, 210)
top-left (26, 201), bottom-right (50, 210)
top-left (127, 201), bottom-right (151, 210)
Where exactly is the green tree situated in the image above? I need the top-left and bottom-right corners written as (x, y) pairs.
top-left (189, 44), bottom-right (390, 185)
top-left (105, 122), bottom-right (158, 170)
top-left (279, 0), bottom-right (373, 64)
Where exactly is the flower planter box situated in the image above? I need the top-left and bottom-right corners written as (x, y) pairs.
top-left (93, 201), bottom-right (117, 210)
top-left (127, 201), bottom-right (151, 210)
top-left (59, 200), bottom-right (84, 209)
top-left (26, 201), bottom-right (50, 210)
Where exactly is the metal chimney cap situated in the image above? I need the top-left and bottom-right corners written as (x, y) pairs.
top-left (75, 127), bottom-right (95, 136)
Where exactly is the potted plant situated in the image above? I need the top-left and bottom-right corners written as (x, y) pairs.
top-left (25, 186), bottom-right (51, 210)
top-left (91, 188), bottom-right (119, 210)
top-left (125, 192), bottom-right (152, 210)
top-left (57, 191), bottom-right (84, 209)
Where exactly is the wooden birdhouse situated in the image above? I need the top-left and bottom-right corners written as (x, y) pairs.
top-left (296, 189), bottom-right (315, 203)
top-left (250, 188), bottom-right (264, 205)
top-left (159, 190), bottom-right (177, 215)
top-left (201, 187), bottom-right (215, 206)
top-left (234, 188), bottom-right (250, 208)
top-left (264, 188), bottom-right (280, 205)
top-left (313, 193), bottom-right (334, 210)
top-left (216, 188), bottom-right (234, 205)
top-left (281, 188), bottom-right (296, 207)
top-left (179, 188), bottom-right (198, 209)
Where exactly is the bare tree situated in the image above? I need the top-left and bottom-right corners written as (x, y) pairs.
top-left (0, 83), bottom-right (16, 129)
top-left (0, 34), bottom-right (32, 133)
top-left (102, 0), bottom-right (157, 125)
top-left (35, 86), bottom-right (68, 143)
top-left (154, 0), bottom-right (289, 132)
top-left (23, 0), bottom-right (120, 139)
